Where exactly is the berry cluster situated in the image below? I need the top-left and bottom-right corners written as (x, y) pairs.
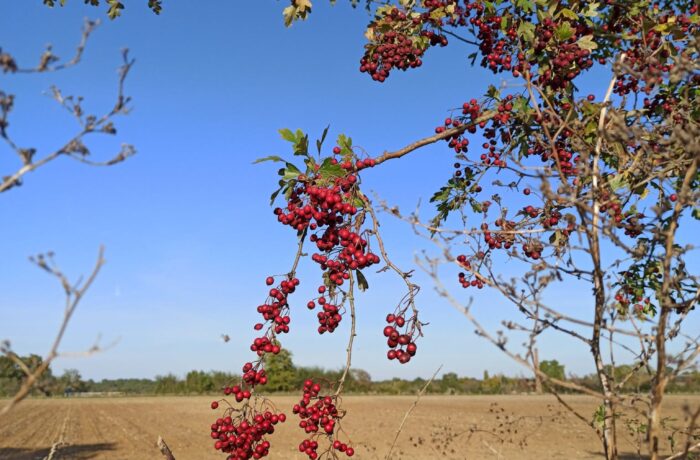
top-left (223, 385), bottom-right (252, 403)
top-left (242, 362), bottom-right (268, 387)
top-left (274, 157), bottom-right (381, 335)
top-left (251, 276), bottom-right (299, 346)
top-left (309, 221), bottom-right (380, 288)
top-left (610, 7), bottom-right (697, 96)
top-left (293, 380), bottom-right (354, 459)
top-left (308, 285), bottom-right (343, 334)
top-left (483, 220), bottom-right (514, 250)
top-left (383, 314), bottom-right (418, 363)
top-left (456, 254), bottom-right (484, 289)
top-left (359, 7), bottom-right (446, 82)
top-left (209, 410), bottom-right (286, 459)
top-left (209, 273), bottom-right (301, 457)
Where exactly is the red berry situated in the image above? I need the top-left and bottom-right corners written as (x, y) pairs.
top-left (210, 401), bottom-right (219, 409)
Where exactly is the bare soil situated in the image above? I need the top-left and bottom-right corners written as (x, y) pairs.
top-left (1, 394), bottom-right (697, 459)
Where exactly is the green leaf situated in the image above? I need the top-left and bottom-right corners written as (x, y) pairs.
top-left (429, 6), bottom-right (446, 21)
top-left (304, 156), bottom-right (318, 173)
top-left (584, 2), bottom-right (600, 17)
top-left (356, 270), bottom-right (369, 291)
top-left (608, 174), bottom-right (628, 191)
top-left (253, 155), bottom-right (286, 164)
top-left (559, 8), bottom-right (578, 20)
top-left (337, 133), bottom-right (353, 151)
top-left (270, 186), bottom-right (284, 205)
top-left (555, 22), bottom-right (574, 41)
top-left (352, 194), bottom-right (366, 208)
top-left (430, 186), bottom-right (451, 203)
top-left (517, 21), bottom-right (536, 42)
top-left (577, 35), bottom-right (598, 50)
top-left (316, 124), bottom-right (330, 154)
top-left (318, 157), bottom-right (346, 178)
top-left (470, 198), bottom-right (483, 213)
top-left (486, 85), bottom-right (500, 100)
top-left (279, 128), bottom-right (297, 143)
top-left (515, 0), bottom-right (534, 13)
top-left (293, 133), bottom-right (309, 156)
top-left (282, 162), bottom-right (302, 181)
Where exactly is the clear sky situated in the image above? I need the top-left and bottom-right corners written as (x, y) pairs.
top-left (0, 2), bottom-right (697, 382)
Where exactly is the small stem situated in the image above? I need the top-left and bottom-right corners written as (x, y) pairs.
top-left (385, 365), bottom-right (442, 460)
top-left (335, 271), bottom-right (356, 397)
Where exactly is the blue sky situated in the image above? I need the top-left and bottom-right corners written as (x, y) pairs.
top-left (0, 2), bottom-right (696, 382)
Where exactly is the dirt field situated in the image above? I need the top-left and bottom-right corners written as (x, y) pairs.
top-left (1, 394), bottom-right (698, 459)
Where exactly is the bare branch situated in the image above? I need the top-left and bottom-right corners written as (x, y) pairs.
top-left (0, 246), bottom-right (106, 417)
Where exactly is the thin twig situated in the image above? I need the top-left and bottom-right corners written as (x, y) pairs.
top-left (385, 364), bottom-right (443, 460)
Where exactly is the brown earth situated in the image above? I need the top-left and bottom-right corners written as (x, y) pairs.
top-left (1, 394), bottom-right (698, 459)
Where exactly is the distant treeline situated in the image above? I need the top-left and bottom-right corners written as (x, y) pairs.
top-left (2, 351), bottom-right (699, 397)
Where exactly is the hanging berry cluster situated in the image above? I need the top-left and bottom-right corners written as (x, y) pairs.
top-left (265, 131), bottom-right (422, 362)
top-left (293, 379), bottom-right (355, 459)
top-left (360, 6), bottom-right (447, 82)
top-left (383, 313), bottom-right (419, 363)
top-left (209, 409), bottom-right (286, 459)
top-left (272, 147), bottom-right (381, 336)
top-left (207, 272), bottom-right (299, 459)
top-left (211, 129), bottom-right (429, 458)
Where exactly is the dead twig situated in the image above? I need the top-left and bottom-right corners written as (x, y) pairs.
top-left (385, 364), bottom-right (443, 460)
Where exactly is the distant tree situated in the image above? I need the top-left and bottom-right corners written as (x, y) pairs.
top-left (59, 368), bottom-right (87, 393)
top-left (441, 372), bottom-right (460, 393)
top-left (349, 369), bottom-right (372, 392)
top-left (539, 360), bottom-right (566, 382)
top-left (265, 348), bottom-right (296, 392)
top-left (155, 374), bottom-right (182, 394)
top-left (185, 370), bottom-right (215, 394)
top-left (481, 374), bottom-right (503, 395)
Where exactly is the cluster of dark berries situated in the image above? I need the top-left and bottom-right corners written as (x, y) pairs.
top-left (360, 6), bottom-right (450, 82)
top-left (383, 313), bottom-right (418, 364)
top-left (456, 254), bottom-right (484, 289)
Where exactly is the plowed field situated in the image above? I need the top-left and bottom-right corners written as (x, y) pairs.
top-left (1, 395), bottom-right (697, 459)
